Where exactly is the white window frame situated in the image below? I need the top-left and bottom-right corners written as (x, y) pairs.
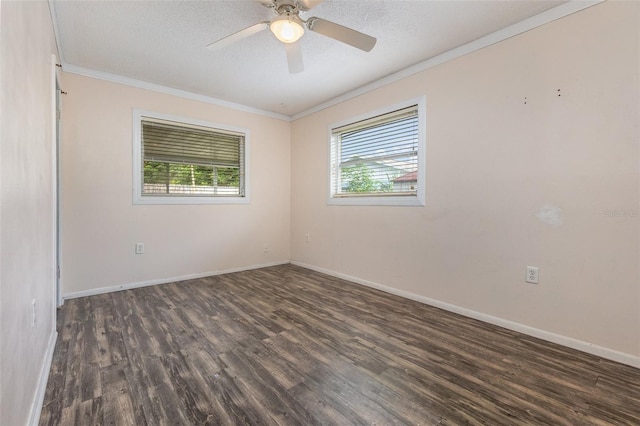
top-left (327, 96), bottom-right (426, 206)
top-left (132, 109), bottom-right (250, 205)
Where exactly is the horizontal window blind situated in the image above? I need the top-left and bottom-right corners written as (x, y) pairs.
top-left (142, 119), bottom-right (243, 166)
top-left (332, 105), bottom-right (418, 196)
top-left (141, 118), bottom-right (245, 197)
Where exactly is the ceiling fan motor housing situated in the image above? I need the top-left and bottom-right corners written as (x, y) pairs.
top-left (271, 1), bottom-right (301, 15)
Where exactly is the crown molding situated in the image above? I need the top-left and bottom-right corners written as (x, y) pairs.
top-left (51, 0), bottom-right (603, 122)
top-left (290, 0), bottom-right (604, 121)
top-left (61, 63), bottom-right (292, 122)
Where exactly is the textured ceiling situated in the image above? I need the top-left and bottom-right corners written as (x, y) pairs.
top-left (51, 0), bottom-right (567, 117)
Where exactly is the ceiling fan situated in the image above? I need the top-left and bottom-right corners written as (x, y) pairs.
top-left (206, 0), bottom-right (377, 74)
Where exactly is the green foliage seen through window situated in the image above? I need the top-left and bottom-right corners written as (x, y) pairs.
top-left (143, 161), bottom-right (239, 188)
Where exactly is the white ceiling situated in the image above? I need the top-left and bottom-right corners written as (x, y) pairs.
top-left (51, 0), bottom-right (569, 118)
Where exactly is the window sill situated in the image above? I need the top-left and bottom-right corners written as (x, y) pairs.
top-left (133, 194), bottom-right (249, 205)
top-left (327, 195), bottom-right (424, 207)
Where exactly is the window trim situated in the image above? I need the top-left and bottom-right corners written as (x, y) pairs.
top-left (132, 109), bottom-right (250, 205)
top-left (327, 96), bottom-right (426, 206)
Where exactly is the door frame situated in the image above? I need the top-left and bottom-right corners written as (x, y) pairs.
top-left (51, 55), bottom-right (63, 307)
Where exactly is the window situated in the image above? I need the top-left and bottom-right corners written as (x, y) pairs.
top-left (133, 110), bottom-right (249, 204)
top-left (329, 97), bottom-right (425, 206)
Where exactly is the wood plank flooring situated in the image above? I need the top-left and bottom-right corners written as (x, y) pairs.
top-left (39, 264), bottom-right (640, 425)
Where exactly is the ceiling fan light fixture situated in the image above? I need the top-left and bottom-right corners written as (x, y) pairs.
top-left (270, 15), bottom-right (305, 43)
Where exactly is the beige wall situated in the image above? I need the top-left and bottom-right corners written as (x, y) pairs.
top-left (0, 1), bottom-right (59, 424)
top-left (291, 1), bottom-right (640, 358)
top-left (60, 74), bottom-right (291, 295)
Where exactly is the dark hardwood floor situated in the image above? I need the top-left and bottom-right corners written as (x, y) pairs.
top-left (40, 264), bottom-right (640, 425)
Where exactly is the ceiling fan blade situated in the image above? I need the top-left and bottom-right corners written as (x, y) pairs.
top-left (256, 0), bottom-right (275, 7)
top-left (307, 17), bottom-right (376, 52)
top-left (297, 0), bottom-right (325, 11)
top-left (285, 41), bottom-right (304, 74)
top-left (207, 22), bottom-right (269, 51)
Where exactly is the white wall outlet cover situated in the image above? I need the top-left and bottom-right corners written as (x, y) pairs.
top-left (526, 266), bottom-right (539, 284)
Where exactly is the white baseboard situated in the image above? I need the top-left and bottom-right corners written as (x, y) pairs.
top-left (29, 330), bottom-right (58, 426)
top-left (291, 261), bottom-right (640, 369)
top-left (61, 259), bottom-right (639, 368)
top-left (63, 260), bottom-right (290, 300)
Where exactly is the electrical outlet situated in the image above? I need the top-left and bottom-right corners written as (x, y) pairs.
top-left (305, 233), bottom-right (310, 243)
top-left (135, 243), bottom-right (144, 254)
top-left (264, 245), bottom-right (269, 253)
top-left (526, 266), bottom-right (539, 284)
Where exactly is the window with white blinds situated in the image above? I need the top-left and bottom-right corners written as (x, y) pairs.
top-left (329, 99), bottom-right (425, 206)
top-left (133, 111), bottom-right (249, 205)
